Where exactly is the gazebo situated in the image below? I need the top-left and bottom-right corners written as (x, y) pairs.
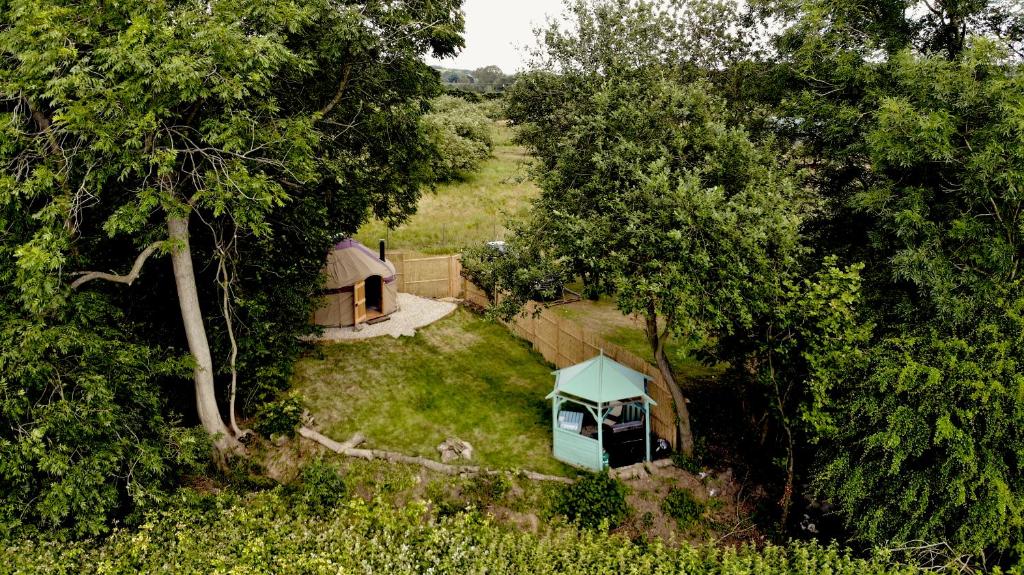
top-left (546, 352), bottom-right (657, 471)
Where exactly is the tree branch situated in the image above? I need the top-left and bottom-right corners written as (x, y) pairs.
top-left (316, 64), bottom-right (353, 120)
top-left (299, 426), bottom-right (573, 483)
top-left (69, 241), bottom-right (164, 289)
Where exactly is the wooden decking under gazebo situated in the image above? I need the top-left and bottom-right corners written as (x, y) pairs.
top-left (546, 352), bottom-right (657, 471)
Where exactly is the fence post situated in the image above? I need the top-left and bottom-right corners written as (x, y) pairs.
top-left (396, 252), bottom-right (407, 293)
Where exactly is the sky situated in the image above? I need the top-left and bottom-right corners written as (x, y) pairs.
top-left (425, 1), bottom-right (568, 73)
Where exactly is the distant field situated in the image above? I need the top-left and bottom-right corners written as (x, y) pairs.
top-left (356, 121), bottom-right (539, 254)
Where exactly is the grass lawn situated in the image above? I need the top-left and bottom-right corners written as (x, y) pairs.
top-left (356, 122), bottom-right (539, 254)
top-left (291, 308), bottom-right (573, 476)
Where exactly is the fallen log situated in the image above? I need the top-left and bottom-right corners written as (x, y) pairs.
top-left (299, 426), bottom-right (573, 484)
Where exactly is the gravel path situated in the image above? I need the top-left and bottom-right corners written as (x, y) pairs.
top-left (314, 293), bottom-right (457, 341)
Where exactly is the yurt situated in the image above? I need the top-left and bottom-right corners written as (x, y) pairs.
top-left (313, 239), bottom-right (399, 327)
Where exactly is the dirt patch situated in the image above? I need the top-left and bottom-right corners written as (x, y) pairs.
top-left (613, 462), bottom-right (763, 546)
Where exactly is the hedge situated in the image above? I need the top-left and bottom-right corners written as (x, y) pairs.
top-left (2, 490), bottom-right (950, 574)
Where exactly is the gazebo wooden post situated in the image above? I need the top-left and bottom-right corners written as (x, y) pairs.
top-left (597, 400), bottom-right (604, 470)
top-left (644, 398), bottom-right (652, 463)
top-left (551, 395), bottom-right (558, 450)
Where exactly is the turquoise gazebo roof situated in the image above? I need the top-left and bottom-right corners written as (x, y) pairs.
top-left (545, 354), bottom-right (656, 405)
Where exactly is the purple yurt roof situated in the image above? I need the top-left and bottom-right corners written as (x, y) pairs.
top-left (322, 238), bottom-right (397, 289)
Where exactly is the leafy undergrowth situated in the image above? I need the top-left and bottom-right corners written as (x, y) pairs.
top-left (4, 487), bottom-right (931, 575)
top-left (291, 308), bottom-right (573, 476)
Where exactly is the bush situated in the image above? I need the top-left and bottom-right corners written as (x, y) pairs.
top-left (224, 456), bottom-right (278, 491)
top-left (421, 96), bottom-right (494, 182)
top-left (554, 472), bottom-right (630, 530)
top-left (462, 474), bottom-right (511, 508)
top-left (294, 457), bottom-right (347, 512)
top-left (0, 294), bottom-right (210, 537)
top-left (662, 487), bottom-right (705, 530)
top-left (253, 396), bottom-right (304, 439)
top-left (425, 474), bottom-right (512, 518)
top-left (671, 452), bottom-right (701, 473)
top-left (475, 98), bottom-right (506, 120)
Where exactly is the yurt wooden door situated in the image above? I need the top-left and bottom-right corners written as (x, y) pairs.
top-left (353, 280), bottom-right (367, 324)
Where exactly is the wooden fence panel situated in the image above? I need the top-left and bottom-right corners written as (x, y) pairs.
top-left (533, 312), bottom-right (560, 366)
top-left (463, 279), bottom-right (490, 309)
top-left (557, 318), bottom-right (585, 367)
top-left (391, 253), bottom-right (464, 299)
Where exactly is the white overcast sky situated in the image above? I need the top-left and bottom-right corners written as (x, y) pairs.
top-left (425, 1), bottom-right (568, 73)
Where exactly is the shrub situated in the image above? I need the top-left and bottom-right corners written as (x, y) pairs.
top-left (224, 456), bottom-right (278, 491)
top-left (671, 452), bottom-right (701, 473)
top-left (421, 96), bottom-right (494, 181)
top-left (475, 98), bottom-right (506, 120)
top-left (662, 487), bottom-right (705, 530)
top-left (295, 457), bottom-right (347, 512)
top-left (554, 472), bottom-right (630, 530)
top-left (462, 474), bottom-right (511, 508)
top-left (253, 396), bottom-right (304, 439)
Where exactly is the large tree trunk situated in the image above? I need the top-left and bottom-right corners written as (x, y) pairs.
top-left (168, 214), bottom-right (237, 451)
top-left (645, 306), bottom-right (695, 456)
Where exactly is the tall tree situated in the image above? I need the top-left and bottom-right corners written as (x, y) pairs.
top-left (762, 0), bottom-right (1024, 557)
top-left (496, 1), bottom-right (806, 454)
top-left (2, 0), bottom-right (462, 462)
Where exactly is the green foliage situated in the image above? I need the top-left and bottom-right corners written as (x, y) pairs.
top-left (254, 397), bottom-right (304, 439)
top-left (474, 98), bottom-right (507, 121)
top-left (671, 452), bottom-right (701, 474)
top-left (224, 457), bottom-right (279, 492)
top-left (425, 474), bottom-right (514, 518)
top-left (554, 472), bottom-right (630, 530)
top-left (1, 0), bottom-right (463, 534)
top-left (293, 457), bottom-right (347, 512)
top-left (421, 96), bottom-right (494, 182)
top-left (810, 305), bottom-right (1024, 556)
top-left (461, 229), bottom-right (571, 318)
top-left (768, 0), bottom-right (1024, 556)
top-left (0, 291), bottom-right (209, 537)
top-left (2, 489), bottom-right (939, 574)
top-left (462, 474), bottom-right (512, 508)
top-left (662, 487), bottom-right (705, 529)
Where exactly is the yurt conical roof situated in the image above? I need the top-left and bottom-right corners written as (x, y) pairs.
top-left (323, 239), bottom-right (397, 289)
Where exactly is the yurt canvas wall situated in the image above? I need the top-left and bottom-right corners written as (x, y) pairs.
top-left (312, 239), bottom-right (398, 327)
